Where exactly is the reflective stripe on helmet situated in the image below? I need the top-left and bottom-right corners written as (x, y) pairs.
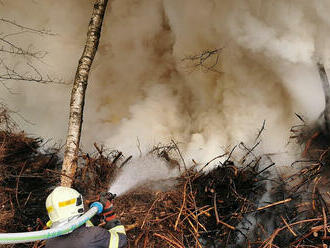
top-left (58, 198), bottom-right (76, 207)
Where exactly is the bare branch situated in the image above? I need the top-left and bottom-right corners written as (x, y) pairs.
top-left (0, 17), bottom-right (61, 85)
top-left (0, 18), bottom-right (56, 36)
top-left (182, 48), bottom-right (223, 74)
top-left (0, 37), bottom-right (47, 58)
top-left (255, 120), bottom-right (266, 142)
top-left (0, 59), bottom-right (64, 84)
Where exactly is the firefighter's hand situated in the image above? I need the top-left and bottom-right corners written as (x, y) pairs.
top-left (99, 192), bottom-right (117, 222)
top-left (101, 200), bottom-right (116, 222)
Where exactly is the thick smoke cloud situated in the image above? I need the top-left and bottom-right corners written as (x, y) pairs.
top-left (93, 0), bottom-right (325, 162)
top-left (1, 0), bottom-right (329, 192)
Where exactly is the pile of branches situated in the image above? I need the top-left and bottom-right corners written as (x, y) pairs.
top-left (276, 116), bottom-right (330, 248)
top-left (1, 103), bottom-right (328, 248)
top-left (114, 136), bottom-right (329, 247)
top-left (115, 160), bottom-right (269, 247)
top-left (259, 165), bottom-right (329, 248)
top-left (116, 163), bottom-right (329, 248)
top-left (73, 143), bottom-right (130, 203)
top-left (0, 107), bottom-right (126, 247)
top-left (0, 126), bottom-right (61, 234)
top-left (0, 133), bottom-right (125, 234)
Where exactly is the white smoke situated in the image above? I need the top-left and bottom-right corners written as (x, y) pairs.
top-left (1, 0), bottom-right (329, 192)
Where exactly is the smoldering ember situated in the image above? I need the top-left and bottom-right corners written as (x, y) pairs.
top-left (0, 0), bottom-right (329, 248)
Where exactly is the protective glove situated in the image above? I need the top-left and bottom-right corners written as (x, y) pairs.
top-left (99, 192), bottom-right (117, 222)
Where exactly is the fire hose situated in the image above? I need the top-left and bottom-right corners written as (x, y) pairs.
top-left (0, 202), bottom-right (103, 244)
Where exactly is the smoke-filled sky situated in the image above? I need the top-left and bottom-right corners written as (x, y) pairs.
top-left (1, 0), bottom-right (329, 183)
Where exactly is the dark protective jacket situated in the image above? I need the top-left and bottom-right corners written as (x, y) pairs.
top-left (45, 221), bottom-right (127, 248)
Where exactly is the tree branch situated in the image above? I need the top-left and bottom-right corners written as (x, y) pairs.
top-left (182, 48), bottom-right (223, 74)
top-left (0, 18), bottom-right (55, 36)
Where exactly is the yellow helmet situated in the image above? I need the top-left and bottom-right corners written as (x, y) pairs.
top-left (46, 186), bottom-right (84, 225)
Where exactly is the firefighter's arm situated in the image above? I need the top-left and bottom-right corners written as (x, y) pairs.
top-left (100, 193), bottom-right (128, 247)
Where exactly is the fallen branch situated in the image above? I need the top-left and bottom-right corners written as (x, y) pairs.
top-left (256, 198), bottom-right (292, 211)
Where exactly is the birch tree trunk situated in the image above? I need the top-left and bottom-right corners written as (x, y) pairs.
top-left (61, 0), bottom-right (108, 187)
top-left (317, 63), bottom-right (330, 133)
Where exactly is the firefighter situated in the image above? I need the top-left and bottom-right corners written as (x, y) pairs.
top-left (45, 186), bottom-right (127, 248)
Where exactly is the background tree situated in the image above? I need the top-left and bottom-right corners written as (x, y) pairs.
top-left (317, 63), bottom-right (330, 133)
top-left (61, 0), bottom-right (109, 187)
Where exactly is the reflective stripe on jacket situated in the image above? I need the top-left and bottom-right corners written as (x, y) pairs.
top-left (109, 225), bottom-right (126, 248)
top-left (45, 224), bottom-right (127, 248)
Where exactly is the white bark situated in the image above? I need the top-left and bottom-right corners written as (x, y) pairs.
top-left (317, 63), bottom-right (330, 133)
top-left (61, 0), bottom-right (109, 187)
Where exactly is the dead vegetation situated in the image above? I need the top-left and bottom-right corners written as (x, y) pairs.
top-left (115, 142), bottom-right (329, 247)
top-left (115, 163), bottom-right (268, 247)
top-left (182, 48), bottom-right (223, 74)
top-left (0, 111), bottom-right (60, 235)
top-left (0, 108), bottom-right (125, 247)
top-left (0, 106), bottom-right (329, 248)
top-left (73, 143), bottom-right (129, 202)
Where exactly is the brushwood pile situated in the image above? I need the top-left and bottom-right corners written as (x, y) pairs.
top-left (0, 109), bottom-right (329, 247)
